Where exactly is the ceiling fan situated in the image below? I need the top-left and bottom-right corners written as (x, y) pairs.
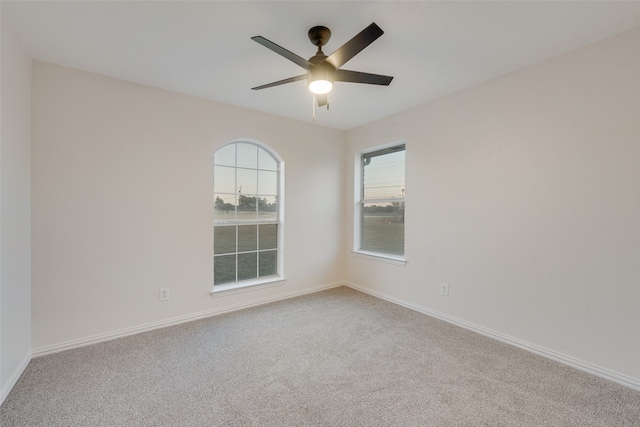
top-left (251, 22), bottom-right (393, 108)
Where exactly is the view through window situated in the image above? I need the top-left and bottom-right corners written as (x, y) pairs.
top-left (213, 141), bottom-right (281, 286)
top-left (360, 144), bottom-right (405, 257)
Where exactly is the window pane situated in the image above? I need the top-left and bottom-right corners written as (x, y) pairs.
top-left (237, 195), bottom-right (257, 220)
top-left (214, 144), bottom-right (235, 167)
top-left (259, 224), bottom-right (277, 250)
top-left (237, 143), bottom-right (258, 169)
top-left (258, 147), bottom-right (277, 171)
top-left (258, 195), bottom-right (277, 221)
top-left (214, 255), bottom-right (236, 285)
top-left (214, 226), bottom-right (236, 254)
top-left (259, 250), bottom-right (277, 277)
top-left (362, 201), bottom-right (404, 256)
top-left (363, 150), bottom-right (405, 200)
top-left (214, 166), bottom-right (235, 193)
top-left (258, 170), bottom-right (278, 195)
top-left (238, 252), bottom-right (258, 281)
top-left (238, 225), bottom-right (257, 252)
top-left (214, 193), bottom-right (236, 221)
top-left (237, 168), bottom-right (258, 195)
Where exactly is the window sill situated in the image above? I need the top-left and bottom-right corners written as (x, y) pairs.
top-left (351, 250), bottom-right (406, 266)
top-left (210, 276), bottom-right (287, 297)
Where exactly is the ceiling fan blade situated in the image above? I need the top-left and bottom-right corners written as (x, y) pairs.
top-left (325, 22), bottom-right (384, 69)
top-left (334, 69), bottom-right (393, 86)
top-left (251, 36), bottom-right (311, 70)
top-left (252, 74), bottom-right (307, 90)
top-left (316, 94), bottom-right (328, 107)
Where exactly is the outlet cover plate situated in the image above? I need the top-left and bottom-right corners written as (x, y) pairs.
top-left (440, 283), bottom-right (449, 296)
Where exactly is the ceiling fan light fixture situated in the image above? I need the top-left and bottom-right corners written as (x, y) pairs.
top-left (309, 79), bottom-right (333, 94)
top-left (308, 64), bottom-right (334, 94)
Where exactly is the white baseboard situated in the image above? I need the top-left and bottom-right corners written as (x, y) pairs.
top-left (32, 281), bottom-right (343, 358)
top-left (344, 281), bottom-right (640, 392)
top-left (1, 350), bottom-right (32, 406)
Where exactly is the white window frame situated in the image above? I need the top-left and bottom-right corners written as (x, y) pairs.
top-left (211, 139), bottom-right (286, 295)
top-left (353, 141), bottom-right (406, 266)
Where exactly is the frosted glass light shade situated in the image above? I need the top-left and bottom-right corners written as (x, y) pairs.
top-left (309, 79), bottom-right (333, 94)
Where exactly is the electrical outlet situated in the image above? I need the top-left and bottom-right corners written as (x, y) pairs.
top-left (159, 288), bottom-right (170, 301)
top-left (440, 283), bottom-right (449, 296)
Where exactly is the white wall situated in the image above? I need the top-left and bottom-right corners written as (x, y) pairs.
top-left (345, 28), bottom-right (640, 385)
top-left (0, 14), bottom-right (32, 402)
top-left (31, 61), bottom-right (345, 350)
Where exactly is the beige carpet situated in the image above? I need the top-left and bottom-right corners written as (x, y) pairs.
top-left (2, 287), bottom-right (639, 426)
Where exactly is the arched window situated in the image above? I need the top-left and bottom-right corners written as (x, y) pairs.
top-left (213, 141), bottom-right (283, 291)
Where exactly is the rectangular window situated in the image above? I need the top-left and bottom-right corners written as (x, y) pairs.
top-left (357, 144), bottom-right (405, 259)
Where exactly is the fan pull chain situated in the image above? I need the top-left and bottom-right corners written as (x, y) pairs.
top-left (312, 95), bottom-right (316, 122)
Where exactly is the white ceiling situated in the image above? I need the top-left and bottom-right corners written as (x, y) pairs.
top-left (3, 1), bottom-right (639, 131)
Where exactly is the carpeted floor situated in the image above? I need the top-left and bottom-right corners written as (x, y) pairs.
top-left (2, 286), bottom-right (639, 426)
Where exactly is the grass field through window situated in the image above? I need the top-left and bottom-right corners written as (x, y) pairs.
top-left (362, 213), bottom-right (404, 256)
top-left (214, 224), bottom-right (278, 285)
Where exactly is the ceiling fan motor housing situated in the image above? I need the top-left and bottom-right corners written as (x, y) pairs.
top-left (307, 27), bottom-right (335, 91)
top-left (308, 61), bottom-right (335, 87)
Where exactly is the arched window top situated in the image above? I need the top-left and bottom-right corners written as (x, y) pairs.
top-left (215, 140), bottom-right (282, 170)
top-left (214, 140), bottom-right (281, 223)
